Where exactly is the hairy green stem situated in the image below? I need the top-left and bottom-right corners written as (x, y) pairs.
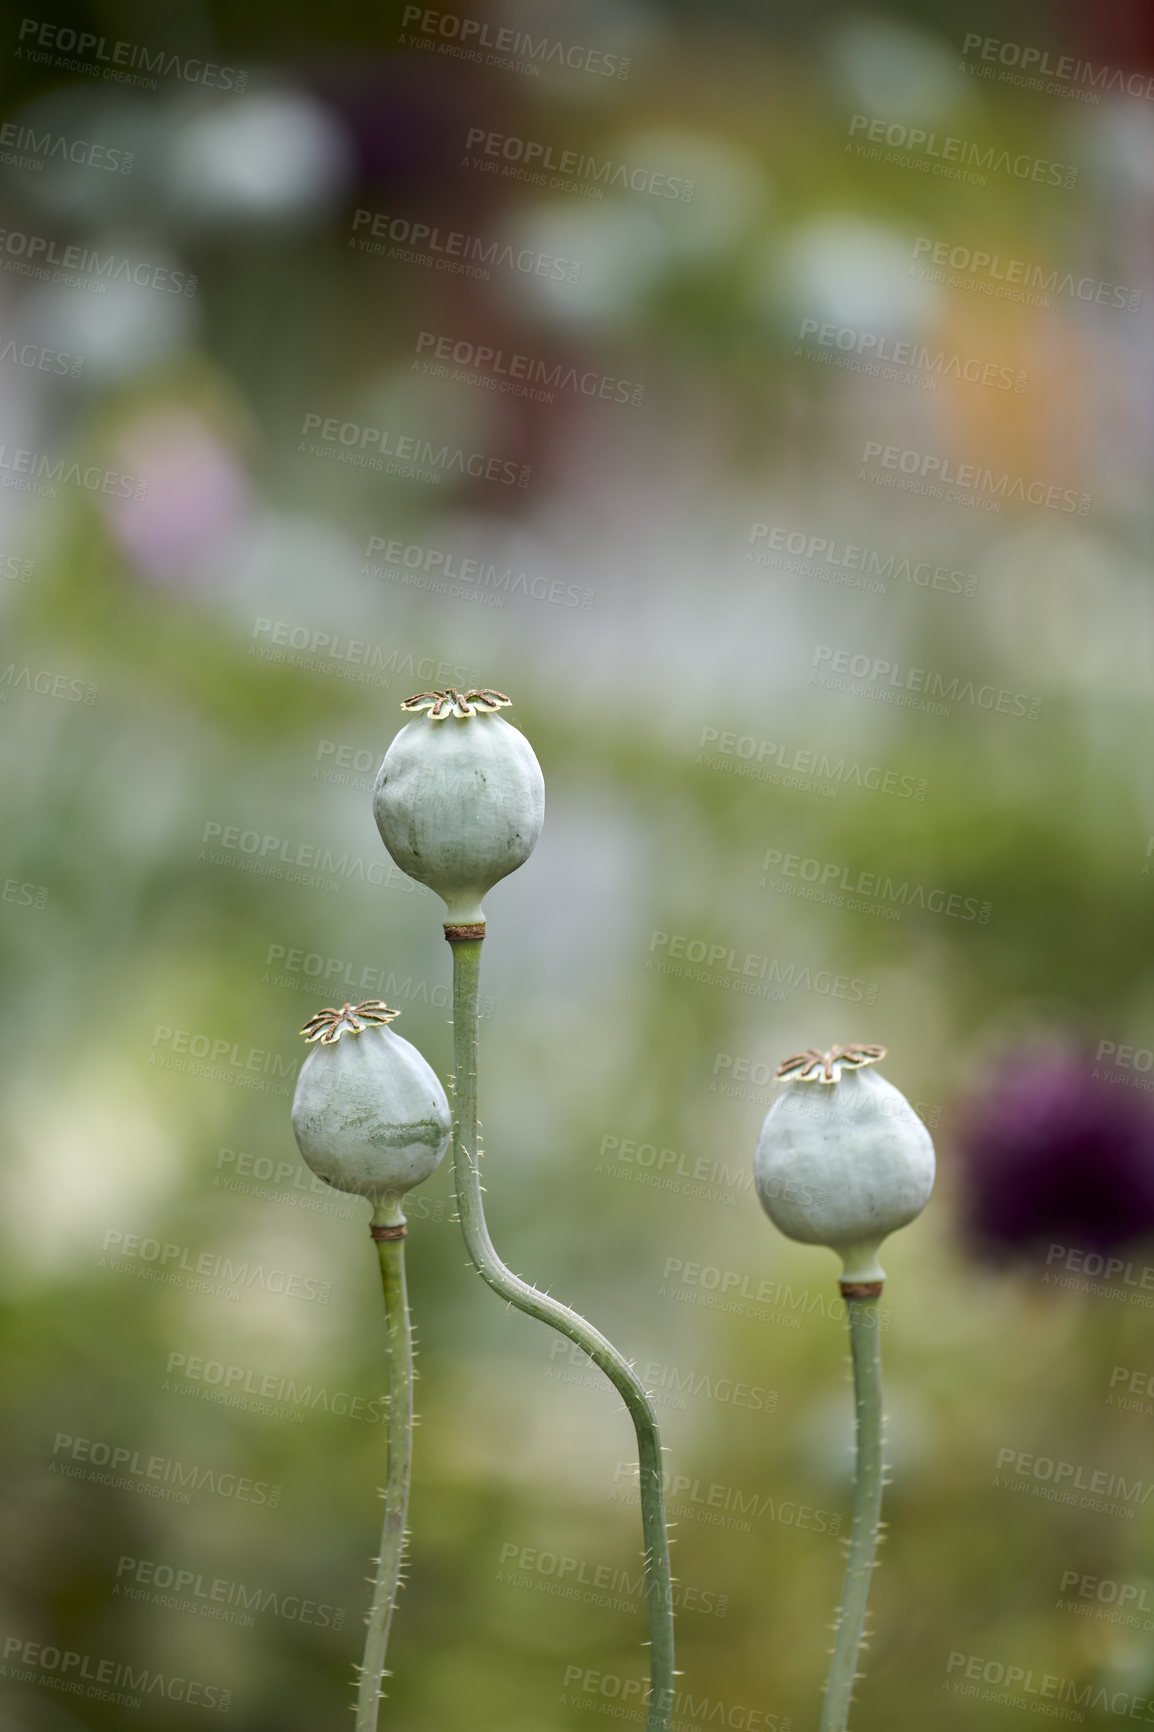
top-left (356, 1218), bottom-right (414, 1732)
top-left (448, 934), bottom-right (675, 1732)
top-left (820, 1295), bottom-right (884, 1732)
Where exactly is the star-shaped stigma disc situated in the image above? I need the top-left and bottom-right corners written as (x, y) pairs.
top-left (401, 688), bottom-right (511, 719)
top-left (775, 1044), bottom-right (887, 1084)
top-left (300, 1001), bottom-right (400, 1045)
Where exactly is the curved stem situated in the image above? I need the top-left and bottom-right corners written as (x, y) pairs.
top-left (448, 934), bottom-right (675, 1732)
top-left (356, 1222), bottom-right (414, 1732)
top-left (820, 1295), bottom-right (884, 1732)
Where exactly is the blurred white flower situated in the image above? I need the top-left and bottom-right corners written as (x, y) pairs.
top-left (758, 214), bottom-right (938, 338)
top-left (976, 525), bottom-right (1154, 695)
top-left (505, 200), bottom-right (668, 328)
top-left (25, 270), bottom-right (196, 382)
top-left (167, 89), bottom-right (352, 223)
top-left (1077, 97), bottom-right (1154, 194)
top-left (829, 17), bottom-right (973, 126)
top-left (612, 128), bottom-right (765, 259)
top-left (0, 1058), bottom-right (185, 1285)
top-left (2, 88), bottom-right (159, 223)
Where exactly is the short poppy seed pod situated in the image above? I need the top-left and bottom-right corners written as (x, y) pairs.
top-left (373, 688), bottom-right (544, 926)
top-left (754, 1044), bottom-right (934, 1284)
top-left (291, 1001), bottom-right (450, 1209)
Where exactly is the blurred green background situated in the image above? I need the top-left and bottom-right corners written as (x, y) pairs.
top-left (2, 0), bottom-right (1154, 1727)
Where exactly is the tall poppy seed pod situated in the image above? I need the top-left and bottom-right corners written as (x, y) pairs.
top-left (291, 1001), bottom-right (450, 1210)
top-left (373, 688), bottom-right (545, 928)
top-left (289, 1001), bottom-right (445, 1727)
top-left (756, 1046), bottom-right (932, 1732)
top-left (754, 1044), bottom-right (934, 1284)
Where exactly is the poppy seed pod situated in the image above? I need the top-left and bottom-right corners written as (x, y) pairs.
top-left (373, 688), bottom-right (545, 926)
top-left (754, 1045), bottom-right (934, 1284)
top-left (291, 1001), bottom-right (450, 1208)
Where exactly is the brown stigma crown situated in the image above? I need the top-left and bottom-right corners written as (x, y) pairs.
top-left (301, 1001), bottom-right (400, 1045)
top-left (401, 688), bottom-right (511, 719)
top-left (776, 1044), bottom-right (887, 1084)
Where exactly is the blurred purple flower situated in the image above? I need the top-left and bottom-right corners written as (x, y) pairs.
top-left (310, 60), bottom-right (492, 192)
top-left (958, 1041), bottom-right (1154, 1259)
top-left (104, 407), bottom-right (248, 587)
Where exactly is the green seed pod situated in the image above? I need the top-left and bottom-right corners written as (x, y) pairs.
top-left (291, 1001), bottom-right (450, 1209)
top-left (373, 688), bottom-right (544, 926)
top-left (754, 1044), bottom-right (934, 1284)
